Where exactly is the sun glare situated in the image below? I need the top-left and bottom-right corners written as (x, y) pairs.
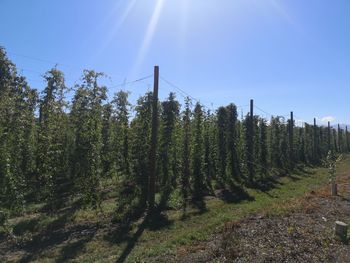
top-left (92, 0), bottom-right (137, 61)
top-left (132, 0), bottom-right (166, 76)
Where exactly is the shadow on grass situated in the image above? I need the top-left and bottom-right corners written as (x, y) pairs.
top-left (288, 174), bottom-right (303, 182)
top-left (55, 231), bottom-right (96, 263)
top-left (215, 184), bottom-right (255, 203)
top-left (18, 197), bottom-right (97, 263)
top-left (251, 176), bottom-right (284, 192)
top-left (114, 212), bottom-right (173, 263)
top-left (178, 196), bottom-right (210, 221)
top-left (286, 165), bottom-right (317, 182)
top-left (191, 199), bottom-right (208, 213)
top-left (106, 211), bottom-right (173, 245)
top-left (104, 223), bottom-right (133, 245)
top-left (251, 165), bottom-right (318, 195)
top-left (293, 165), bottom-right (316, 176)
top-left (38, 193), bottom-right (83, 214)
top-left (20, 222), bottom-right (98, 263)
top-left (181, 209), bottom-right (205, 220)
top-left (12, 217), bottom-right (41, 236)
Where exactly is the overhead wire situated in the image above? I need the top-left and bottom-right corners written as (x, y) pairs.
top-left (160, 75), bottom-right (249, 113)
top-left (6, 50), bottom-right (308, 121)
top-left (254, 104), bottom-right (294, 121)
top-left (18, 67), bottom-right (82, 84)
top-left (160, 76), bottom-right (198, 103)
top-left (8, 50), bottom-right (277, 116)
top-left (6, 50), bottom-right (126, 80)
top-left (15, 60), bottom-right (153, 93)
top-left (108, 74), bottom-right (153, 89)
top-left (254, 105), bottom-right (274, 118)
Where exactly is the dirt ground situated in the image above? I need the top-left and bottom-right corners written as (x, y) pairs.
top-left (166, 175), bottom-right (350, 263)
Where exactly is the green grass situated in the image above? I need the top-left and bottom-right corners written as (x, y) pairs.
top-left (4, 156), bottom-right (350, 263)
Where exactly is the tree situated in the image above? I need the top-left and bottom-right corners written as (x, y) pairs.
top-left (332, 129), bottom-right (338, 153)
top-left (287, 114), bottom-right (295, 168)
top-left (258, 118), bottom-right (268, 178)
top-left (112, 90), bottom-right (131, 178)
top-left (192, 102), bottom-right (204, 206)
top-left (279, 122), bottom-right (289, 169)
top-left (244, 113), bottom-right (255, 184)
top-left (203, 110), bottom-right (215, 192)
top-left (0, 47), bottom-right (38, 212)
top-left (225, 104), bottom-right (240, 184)
top-left (129, 92), bottom-right (153, 209)
top-left (268, 116), bottom-right (283, 168)
top-left (181, 97), bottom-right (191, 212)
top-left (216, 106), bottom-right (227, 185)
top-left (338, 125), bottom-right (344, 153)
top-left (159, 92), bottom-right (180, 209)
top-left (37, 68), bottom-right (68, 209)
top-left (325, 150), bottom-right (342, 196)
top-left (71, 70), bottom-right (106, 208)
top-left (296, 126), bottom-right (306, 163)
top-left (101, 103), bottom-right (115, 177)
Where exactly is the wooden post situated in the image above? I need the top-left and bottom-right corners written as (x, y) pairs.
top-left (335, 221), bottom-right (348, 241)
top-left (148, 66), bottom-right (159, 213)
top-left (346, 126), bottom-right (349, 151)
top-left (248, 99), bottom-right (254, 184)
top-left (338, 124), bottom-right (341, 152)
top-left (328, 121), bottom-right (331, 151)
top-left (331, 181), bottom-right (337, 196)
top-left (313, 118), bottom-right (317, 161)
top-left (250, 99), bottom-right (254, 121)
top-left (289, 111), bottom-right (294, 164)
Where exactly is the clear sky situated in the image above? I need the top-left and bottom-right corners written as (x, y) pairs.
top-left (0, 0), bottom-right (349, 125)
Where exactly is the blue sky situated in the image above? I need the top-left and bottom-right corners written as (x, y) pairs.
top-left (0, 0), bottom-right (349, 124)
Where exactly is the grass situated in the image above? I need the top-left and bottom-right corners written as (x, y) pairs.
top-left (2, 156), bottom-right (350, 263)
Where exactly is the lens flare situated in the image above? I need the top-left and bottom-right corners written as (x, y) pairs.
top-left (93, 0), bottom-right (137, 61)
top-left (131, 0), bottom-right (165, 76)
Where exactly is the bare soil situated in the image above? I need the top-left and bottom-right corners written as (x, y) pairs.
top-left (166, 175), bottom-right (350, 263)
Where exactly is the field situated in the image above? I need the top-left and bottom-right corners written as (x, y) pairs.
top-left (2, 156), bottom-right (350, 263)
top-left (2, 2), bottom-right (350, 262)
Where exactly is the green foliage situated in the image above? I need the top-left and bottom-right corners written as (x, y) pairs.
top-left (258, 118), bottom-right (268, 178)
top-left (70, 70), bottom-right (107, 208)
top-left (324, 150), bottom-right (342, 182)
top-left (1, 45), bottom-right (349, 226)
top-left (129, 92), bottom-right (153, 208)
top-left (101, 103), bottom-right (115, 177)
top-left (0, 47), bottom-right (38, 212)
top-left (181, 97), bottom-right (191, 212)
top-left (268, 116), bottom-right (288, 169)
top-left (192, 102), bottom-right (204, 204)
top-left (216, 104), bottom-right (240, 186)
top-left (158, 92), bottom-right (180, 209)
top-left (0, 210), bottom-right (8, 227)
top-left (203, 110), bottom-right (215, 192)
top-left (243, 113), bottom-right (255, 184)
top-left (112, 90), bottom-right (131, 178)
top-left (37, 68), bottom-right (68, 208)
top-left (225, 104), bottom-right (240, 183)
top-left (216, 106), bottom-right (227, 184)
